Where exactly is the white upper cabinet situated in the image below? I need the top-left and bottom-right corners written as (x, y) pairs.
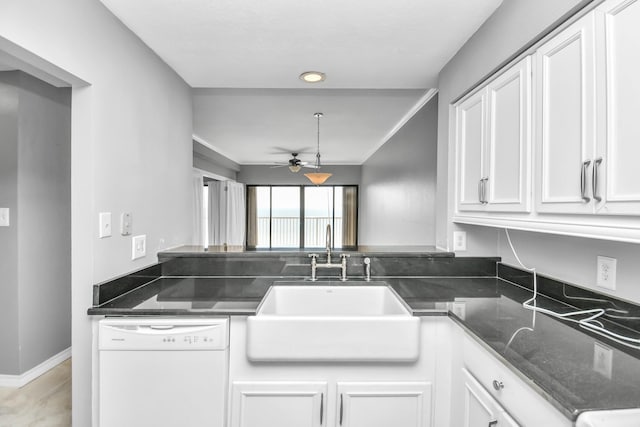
top-left (456, 56), bottom-right (532, 213)
top-left (594, 0), bottom-right (640, 214)
top-left (534, 12), bottom-right (597, 214)
top-left (486, 56), bottom-right (532, 212)
top-left (453, 0), bottom-right (640, 242)
top-left (457, 88), bottom-right (487, 212)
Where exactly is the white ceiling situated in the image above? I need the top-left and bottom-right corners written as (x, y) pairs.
top-left (100, 0), bottom-right (503, 164)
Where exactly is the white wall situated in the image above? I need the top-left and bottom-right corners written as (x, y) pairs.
top-left (436, 0), bottom-right (640, 303)
top-left (0, 1), bottom-right (193, 425)
top-left (359, 96), bottom-right (438, 245)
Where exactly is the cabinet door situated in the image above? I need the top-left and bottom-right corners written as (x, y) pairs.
top-left (462, 369), bottom-right (520, 427)
top-left (486, 57), bottom-right (532, 212)
top-left (457, 89), bottom-right (488, 211)
top-left (336, 381), bottom-right (432, 427)
top-left (231, 381), bottom-right (327, 427)
top-left (535, 13), bottom-right (597, 214)
top-left (594, 0), bottom-right (640, 214)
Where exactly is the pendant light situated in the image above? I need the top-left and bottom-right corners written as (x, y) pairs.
top-left (304, 112), bottom-right (332, 185)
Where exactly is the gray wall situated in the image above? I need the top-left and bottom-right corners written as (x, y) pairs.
top-left (436, 1), bottom-right (640, 304)
top-left (193, 140), bottom-right (239, 180)
top-left (359, 96), bottom-right (438, 245)
top-left (238, 164), bottom-right (361, 185)
top-left (0, 1), bottom-right (194, 423)
top-left (0, 72), bottom-right (20, 374)
top-left (0, 71), bottom-right (71, 375)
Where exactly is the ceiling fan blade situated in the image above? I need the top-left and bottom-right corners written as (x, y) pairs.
top-left (270, 164), bottom-right (288, 168)
top-left (302, 164), bottom-right (320, 169)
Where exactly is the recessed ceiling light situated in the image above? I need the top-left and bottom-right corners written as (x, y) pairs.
top-left (299, 71), bottom-right (326, 83)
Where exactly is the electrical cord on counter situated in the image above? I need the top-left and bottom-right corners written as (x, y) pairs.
top-left (504, 229), bottom-right (640, 350)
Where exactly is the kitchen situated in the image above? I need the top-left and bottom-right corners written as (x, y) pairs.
top-left (2, 0), bottom-right (640, 426)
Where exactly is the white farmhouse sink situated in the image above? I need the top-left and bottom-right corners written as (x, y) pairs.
top-left (246, 284), bottom-right (420, 362)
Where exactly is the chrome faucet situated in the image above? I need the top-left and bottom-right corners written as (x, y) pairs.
top-left (308, 225), bottom-right (350, 281)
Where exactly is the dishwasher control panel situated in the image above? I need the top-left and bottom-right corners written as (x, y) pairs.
top-left (99, 318), bottom-right (229, 351)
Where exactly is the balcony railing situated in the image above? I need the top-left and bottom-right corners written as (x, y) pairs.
top-left (257, 216), bottom-right (343, 248)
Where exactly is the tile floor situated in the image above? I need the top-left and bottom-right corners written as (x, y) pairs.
top-left (0, 359), bottom-right (71, 427)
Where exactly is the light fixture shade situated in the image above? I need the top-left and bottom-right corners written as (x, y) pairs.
top-left (289, 165), bottom-right (302, 173)
top-left (304, 172), bottom-right (333, 185)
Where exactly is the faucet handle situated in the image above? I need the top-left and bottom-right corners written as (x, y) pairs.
top-left (340, 253), bottom-right (351, 259)
top-left (308, 253), bottom-right (318, 259)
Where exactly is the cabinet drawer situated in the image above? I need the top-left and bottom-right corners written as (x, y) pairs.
top-left (463, 335), bottom-right (571, 426)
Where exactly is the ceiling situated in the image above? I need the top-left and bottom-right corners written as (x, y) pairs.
top-left (100, 0), bottom-right (503, 165)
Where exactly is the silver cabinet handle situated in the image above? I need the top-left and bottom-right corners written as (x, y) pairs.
top-left (592, 157), bottom-right (603, 202)
top-left (488, 421), bottom-right (498, 427)
top-left (482, 177), bottom-right (489, 204)
top-left (478, 178), bottom-right (484, 203)
top-left (339, 394), bottom-right (344, 425)
top-left (581, 160), bottom-right (591, 202)
top-left (320, 393), bottom-right (323, 425)
top-left (492, 380), bottom-right (504, 391)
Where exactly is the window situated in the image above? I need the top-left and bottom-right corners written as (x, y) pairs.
top-left (246, 185), bottom-right (358, 249)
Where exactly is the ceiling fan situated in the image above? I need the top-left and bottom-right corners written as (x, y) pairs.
top-left (270, 153), bottom-right (319, 173)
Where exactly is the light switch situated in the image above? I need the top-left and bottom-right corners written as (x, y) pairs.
top-left (132, 235), bottom-right (146, 260)
top-left (0, 208), bottom-right (9, 227)
top-left (120, 212), bottom-right (132, 236)
top-left (99, 212), bottom-right (112, 238)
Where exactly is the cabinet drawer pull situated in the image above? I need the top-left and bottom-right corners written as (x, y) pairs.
top-left (339, 393), bottom-right (344, 425)
top-left (320, 393), bottom-right (323, 425)
top-left (478, 179), bottom-right (484, 203)
top-left (592, 157), bottom-right (603, 202)
top-left (482, 177), bottom-right (489, 204)
top-left (488, 421), bottom-right (498, 427)
top-left (492, 380), bottom-right (504, 391)
top-left (581, 160), bottom-right (591, 202)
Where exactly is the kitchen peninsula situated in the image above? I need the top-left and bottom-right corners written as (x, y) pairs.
top-left (89, 248), bottom-right (640, 426)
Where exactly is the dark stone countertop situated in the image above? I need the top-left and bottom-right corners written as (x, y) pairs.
top-left (88, 274), bottom-right (640, 421)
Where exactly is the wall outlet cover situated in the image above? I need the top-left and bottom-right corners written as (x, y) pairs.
top-left (453, 231), bottom-right (467, 251)
top-left (132, 235), bottom-right (146, 260)
top-left (596, 256), bottom-right (617, 291)
top-left (99, 212), bottom-right (112, 238)
top-left (120, 212), bottom-right (132, 236)
top-left (0, 208), bottom-right (9, 227)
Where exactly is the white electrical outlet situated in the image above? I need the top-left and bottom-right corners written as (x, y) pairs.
top-left (593, 342), bottom-right (613, 379)
top-left (0, 208), bottom-right (9, 227)
top-left (132, 235), bottom-right (146, 260)
top-left (99, 212), bottom-right (112, 238)
top-left (596, 256), bottom-right (617, 290)
top-left (453, 231), bottom-right (467, 251)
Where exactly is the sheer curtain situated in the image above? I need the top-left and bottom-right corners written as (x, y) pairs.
top-left (207, 181), bottom-right (246, 247)
top-left (342, 186), bottom-right (358, 247)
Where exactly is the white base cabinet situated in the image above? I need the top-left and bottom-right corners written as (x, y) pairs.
top-left (449, 322), bottom-right (571, 427)
top-left (461, 368), bottom-right (519, 427)
top-left (231, 381), bottom-right (327, 427)
top-left (336, 382), bottom-right (432, 427)
top-left (231, 380), bottom-right (432, 427)
top-left (228, 316), bottom-right (444, 427)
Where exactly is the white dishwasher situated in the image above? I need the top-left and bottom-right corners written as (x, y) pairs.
top-left (99, 317), bottom-right (229, 427)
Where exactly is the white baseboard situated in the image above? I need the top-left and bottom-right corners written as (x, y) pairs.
top-left (0, 347), bottom-right (71, 388)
